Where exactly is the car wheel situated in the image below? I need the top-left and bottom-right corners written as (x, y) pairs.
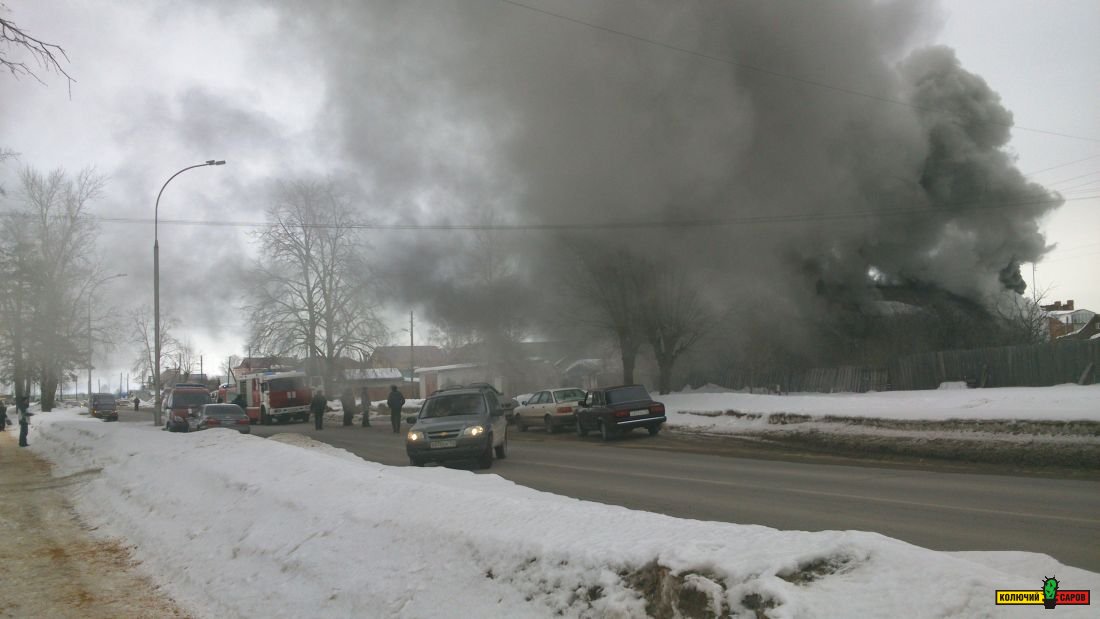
top-left (647, 425), bottom-right (660, 436)
top-left (478, 437), bottom-right (494, 469)
top-left (409, 456), bottom-right (424, 467)
top-left (260, 408), bottom-right (270, 425)
top-left (575, 418), bottom-right (588, 437)
top-left (494, 430), bottom-right (508, 459)
top-left (600, 421), bottom-right (615, 442)
top-left (544, 415), bottom-right (557, 434)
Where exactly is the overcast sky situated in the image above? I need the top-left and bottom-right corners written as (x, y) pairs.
top-left (1, 0), bottom-right (1097, 391)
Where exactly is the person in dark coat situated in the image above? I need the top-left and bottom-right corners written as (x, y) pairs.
top-left (386, 385), bottom-right (406, 434)
top-left (231, 393), bottom-right (247, 414)
top-left (310, 389), bottom-right (327, 430)
top-left (0, 399), bottom-right (8, 430)
top-left (359, 386), bottom-right (371, 427)
top-left (340, 388), bottom-right (356, 426)
top-left (17, 395), bottom-right (32, 447)
top-left (133, 396), bottom-right (141, 411)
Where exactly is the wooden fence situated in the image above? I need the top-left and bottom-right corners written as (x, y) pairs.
top-left (888, 338), bottom-right (1099, 391)
top-left (727, 339), bottom-right (1099, 393)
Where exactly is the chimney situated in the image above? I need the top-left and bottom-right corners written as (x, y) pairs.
top-left (1066, 300), bottom-right (1074, 310)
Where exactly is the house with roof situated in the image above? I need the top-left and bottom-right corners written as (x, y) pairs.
top-left (366, 345), bottom-right (449, 374)
top-left (1043, 300), bottom-right (1097, 340)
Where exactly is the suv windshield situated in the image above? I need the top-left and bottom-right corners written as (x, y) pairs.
top-left (170, 391), bottom-right (211, 408)
top-left (421, 393), bottom-right (486, 418)
top-left (606, 386), bottom-right (650, 405)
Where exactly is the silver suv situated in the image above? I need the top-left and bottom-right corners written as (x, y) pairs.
top-left (405, 385), bottom-right (514, 468)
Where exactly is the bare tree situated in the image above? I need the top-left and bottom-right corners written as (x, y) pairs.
top-left (0, 147), bottom-right (16, 196)
top-left (176, 338), bottom-right (198, 380)
top-left (0, 167), bottom-right (105, 409)
top-left (0, 5), bottom-right (74, 91)
top-left (564, 244), bottom-right (645, 384)
top-left (427, 321), bottom-right (477, 358)
top-left (635, 260), bottom-right (719, 395)
top-left (994, 288), bottom-right (1053, 345)
top-left (129, 304), bottom-right (180, 389)
top-left (245, 179), bottom-right (388, 390)
top-left (220, 354), bottom-right (242, 385)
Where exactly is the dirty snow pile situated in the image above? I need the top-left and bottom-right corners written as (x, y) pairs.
top-left (27, 411), bottom-right (1099, 618)
top-left (661, 383), bottom-right (1100, 435)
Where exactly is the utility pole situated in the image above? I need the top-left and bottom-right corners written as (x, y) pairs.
top-left (409, 310), bottom-right (415, 381)
top-left (1032, 263), bottom-right (1037, 302)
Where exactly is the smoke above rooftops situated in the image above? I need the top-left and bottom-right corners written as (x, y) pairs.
top-left (265, 0), bottom-right (1060, 350)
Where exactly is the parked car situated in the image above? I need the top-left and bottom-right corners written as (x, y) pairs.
top-left (405, 384), bottom-right (514, 468)
top-left (88, 393), bottom-right (118, 421)
top-left (164, 383), bottom-right (212, 432)
top-left (196, 403), bottom-right (252, 434)
top-left (574, 385), bottom-right (666, 441)
top-left (514, 387), bottom-right (586, 433)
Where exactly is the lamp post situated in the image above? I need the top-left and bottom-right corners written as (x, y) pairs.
top-left (153, 160), bottom-right (225, 426)
top-left (88, 273), bottom-right (127, 405)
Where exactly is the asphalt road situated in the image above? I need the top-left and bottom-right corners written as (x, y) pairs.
top-left (118, 409), bottom-right (1100, 572)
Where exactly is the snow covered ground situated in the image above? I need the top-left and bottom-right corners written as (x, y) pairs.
top-left (660, 383), bottom-right (1100, 436)
top-left (19, 411), bottom-right (1100, 618)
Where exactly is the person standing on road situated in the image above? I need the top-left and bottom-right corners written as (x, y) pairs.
top-left (340, 388), bottom-right (356, 426)
top-left (386, 385), bottom-right (405, 434)
top-left (17, 395), bottom-right (32, 447)
top-left (133, 396), bottom-right (140, 411)
top-left (310, 388), bottom-right (327, 430)
top-left (0, 399), bottom-right (8, 430)
top-left (359, 386), bottom-right (372, 427)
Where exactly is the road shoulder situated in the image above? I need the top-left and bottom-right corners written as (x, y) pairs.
top-left (0, 430), bottom-right (191, 619)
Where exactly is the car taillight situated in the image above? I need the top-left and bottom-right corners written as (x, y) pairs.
top-left (614, 410), bottom-right (629, 418)
top-left (556, 406), bottom-right (573, 413)
top-left (236, 418), bottom-right (249, 425)
top-left (649, 403), bottom-right (665, 414)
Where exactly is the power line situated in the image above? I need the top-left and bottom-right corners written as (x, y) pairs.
top-left (1045, 169), bottom-right (1100, 187)
top-left (496, 0), bottom-right (1100, 144)
top-left (0, 194), bottom-right (1091, 231)
top-left (1024, 153), bottom-right (1100, 176)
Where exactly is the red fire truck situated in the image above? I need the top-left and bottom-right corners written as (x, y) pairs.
top-left (238, 371), bottom-right (313, 424)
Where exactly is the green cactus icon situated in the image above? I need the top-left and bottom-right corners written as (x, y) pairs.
top-left (1042, 576), bottom-right (1059, 601)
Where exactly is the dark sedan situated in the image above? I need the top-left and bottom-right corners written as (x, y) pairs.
top-left (197, 404), bottom-right (252, 434)
top-left (574, 385), bottom-right (665, 441)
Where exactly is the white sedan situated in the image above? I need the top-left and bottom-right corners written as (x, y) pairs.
top-left (513, 387), bottom-right (587, 433)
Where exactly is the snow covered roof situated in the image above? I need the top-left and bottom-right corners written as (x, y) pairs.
top-left (1046, 308), bottom-right (1095, 324)
top-left (344, 368), bottom-right (403, 381)
top-left (563, 358), bottom-right (603, 375)
top-left (413, 362), bottom-right (484, 374)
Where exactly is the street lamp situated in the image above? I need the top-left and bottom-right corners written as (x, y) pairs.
top-left (88, 273), bottom-right (127, 405)
top-left (153, 160), bottom-right (225, 426)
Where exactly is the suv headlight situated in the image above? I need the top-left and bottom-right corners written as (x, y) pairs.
top-left (462, 425), bottom-right (485, 437)
top-left (407, 430), bottom-right (424, 442)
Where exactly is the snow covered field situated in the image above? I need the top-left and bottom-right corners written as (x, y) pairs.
top-left (660, 384), bottom-right (1100, 436)
top-left (21, 411), bottom-right (1100, 618)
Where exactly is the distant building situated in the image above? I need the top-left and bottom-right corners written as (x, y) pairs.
top-left (1043, 300), bottom-right (1096, 340)
top-left (366, 346), bottom-right (448, 372)
top-left (1057, 313), bottom-right (1100, 341)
